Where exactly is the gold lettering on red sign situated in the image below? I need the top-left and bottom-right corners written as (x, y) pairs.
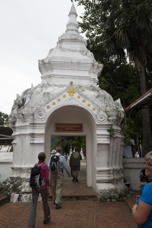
top-left (55, 123), bottom-right (83, 132)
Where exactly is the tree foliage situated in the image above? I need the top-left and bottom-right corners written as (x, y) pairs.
top-left (74, 0), bottom-right (152, 154)
top-left (0, 112), bottom-right (9, 126)
top-left (75, 0), bottom-right (152, 87)
top-left (51, 136), bottom-right (86, 154)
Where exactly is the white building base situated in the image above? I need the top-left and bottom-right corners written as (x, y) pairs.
top-left (123, 158), bottom-right (144, 191)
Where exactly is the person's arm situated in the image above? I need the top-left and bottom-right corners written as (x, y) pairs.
top-left (80, 154), bottom-right (82, 160)
top-left (48, 168), bottom-right (51, 185)
top-left (132, 201), bottom-right (152, 224)
top-left (61, 156), bottom-right (71, 176)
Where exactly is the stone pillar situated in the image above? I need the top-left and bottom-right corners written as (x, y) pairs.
top-left (95, 124), bottom-right (126, 200)
top-left (10, 120), bottom-right (46, 202)
top-left (11, 121), bottom-right (45, 178)
top-left (96, 124), bottom-right (114, 191)
top-left (109, 127), bottom-right (124, 191)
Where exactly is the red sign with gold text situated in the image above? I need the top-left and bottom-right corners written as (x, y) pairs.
top-left (55, 123), bottom-right (83, 132)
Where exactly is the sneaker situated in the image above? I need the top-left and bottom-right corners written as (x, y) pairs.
top-left (55, 204), bottom-right (62, 209)
top-left (72, 177), bottom-right (75, 182)
top-left (76, 178), bottom-right (79, 183)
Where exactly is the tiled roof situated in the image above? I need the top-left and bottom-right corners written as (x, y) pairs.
top-left (0, 127), bottom-right (13, 145)
top-left (125, 88), bottom-right (152, 111)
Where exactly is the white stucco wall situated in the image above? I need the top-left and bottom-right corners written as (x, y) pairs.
top-left (0, 152), bottom-right (13, 181)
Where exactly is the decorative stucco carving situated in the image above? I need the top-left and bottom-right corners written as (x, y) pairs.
top-left (96, 111), bottom-right (108, 123)
top-left (34, 107), bottom-right (46, 121)
top-left (11, 87), bottom-right (33, 114)
top-left (114, 99), bottom-right (124, 126)
top-left (10, 78), bottom-right (123, 128)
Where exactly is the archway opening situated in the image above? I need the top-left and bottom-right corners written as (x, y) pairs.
top-left (45, 105), bottom-right (96, 189)
top-left (51, 135), bottom-right (86, 183)
top-left (51, 135), bottom-right (86, 156)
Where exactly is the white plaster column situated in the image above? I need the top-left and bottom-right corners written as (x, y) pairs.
top-left (95, 124), bottom-right (115, 191)
top-left (12, 122), bottom-right (45, 178)
top-left (109, 126), bottom-right (124, 190)
top-left (95, 124), bottom-right (125, 192)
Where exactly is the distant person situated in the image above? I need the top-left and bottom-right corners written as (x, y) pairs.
top-left (135, 151), bottom-right (140, 158)
top-left (63, 152), bottom-right (68, 160)
top-left (49, 147), bottom-right (70, 209)
top-left (69, 148), bottom-right (82, 183)
top-left (132, 151), bottom-right (152, 227)
top-left (28, 152), bottom-right (50, 228)
top-left (123, 145), bottom-right (133, 158)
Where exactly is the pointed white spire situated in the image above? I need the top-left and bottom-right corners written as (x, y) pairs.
top-left (66, 3), bottom-right (78, 35)
top-left (69, 3), bottom-right (77, 17)
top-left (57, 2), bottom-right (83, 43)
top-left (38, 2), bottom-right (102, 86)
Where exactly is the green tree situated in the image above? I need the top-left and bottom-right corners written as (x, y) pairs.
top-left (74, 0), bottom-right (152, 155)
top-left (51, 136), bottom-right (86, 154)
top-left (0, 112), bottom-right (9, 126)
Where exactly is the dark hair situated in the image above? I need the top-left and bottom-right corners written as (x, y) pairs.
top-left (38, 152), bottom-right (46, 162)
top-left (56, 147), bottom-right (62, 154)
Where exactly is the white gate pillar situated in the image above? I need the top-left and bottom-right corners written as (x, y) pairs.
top-left (95, 124), bottom-right (125, 197)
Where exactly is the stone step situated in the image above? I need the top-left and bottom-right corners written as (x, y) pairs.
top-left (49, 195), bottom-right (97, 201)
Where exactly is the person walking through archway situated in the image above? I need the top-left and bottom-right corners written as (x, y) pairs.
top-left (69, 148), bottom-right (82, 183)
top-left (49, 147), bottom-right (70, 209)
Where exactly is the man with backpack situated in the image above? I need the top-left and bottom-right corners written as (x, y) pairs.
top-left (69, 148), bottom-right (82, 183)
top-left (49, 147), bottom-right (70, 209)
top-left (28, 152), bottom-right (50, 228)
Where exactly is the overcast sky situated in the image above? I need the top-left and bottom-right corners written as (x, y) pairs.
top-left (0, 0), bottom-right (84, 114)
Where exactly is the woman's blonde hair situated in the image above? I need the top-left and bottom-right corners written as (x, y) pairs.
top-left (145, 151), bottom-right (152, 161)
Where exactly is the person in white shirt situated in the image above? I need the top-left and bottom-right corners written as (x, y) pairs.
top-left (49, 147), bottom-right (70, 209)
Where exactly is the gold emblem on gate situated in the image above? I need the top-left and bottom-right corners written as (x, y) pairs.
top-left (67, 86), bottom-right (76, 96)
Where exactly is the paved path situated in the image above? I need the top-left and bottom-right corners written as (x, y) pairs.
top-left (0, 161), bottom-right (136, 228)
top-left (0, 200), bottom-right (135, 228)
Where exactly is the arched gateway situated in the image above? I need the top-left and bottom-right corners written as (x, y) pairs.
top-left (9, 4), bottom-right (125, 201)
